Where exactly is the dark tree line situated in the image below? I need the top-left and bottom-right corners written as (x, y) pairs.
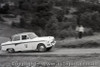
top-left (2, 0), bottom-right (100, 38)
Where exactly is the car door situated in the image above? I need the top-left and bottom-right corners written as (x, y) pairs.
top-left (21, 35), bottom-right (33, 51)
top-left (27, 34), bottom-right (39, 50)
top-left (12, 35), bottom-right (26, 51)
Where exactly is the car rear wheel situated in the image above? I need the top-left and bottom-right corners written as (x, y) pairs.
top-left (37, 44), bottom-right (46, 52)
top-left (7, 48), bottom-right (15, 53)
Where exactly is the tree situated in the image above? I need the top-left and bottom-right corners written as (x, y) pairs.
top-left (19, 17), bottom-right (26, 28)
top-left (80, 11), bottom-right (100, 31)
top-left (30, 0), bottom-right (53, 29)
top-left (45, 16), bottom-right (59, 36)
top-left (0, 3), bottom-right (10, 14)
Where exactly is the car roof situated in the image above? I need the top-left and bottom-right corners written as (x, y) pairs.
top-left (12, 32), bottom-right (36, 37)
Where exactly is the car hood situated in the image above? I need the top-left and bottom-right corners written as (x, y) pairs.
top-left (33, 36), bottom-right (54, 41)
top-left (1, 41), bottom-right (12, 45)
top-left (1, 36), bottom-right (54, 45)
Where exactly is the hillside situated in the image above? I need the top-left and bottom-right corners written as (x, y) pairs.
top-left (0, 23), bottom-right (29, 38)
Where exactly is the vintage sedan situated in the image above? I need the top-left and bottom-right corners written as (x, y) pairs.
top-left (1, 32), bottom-right (56, 53)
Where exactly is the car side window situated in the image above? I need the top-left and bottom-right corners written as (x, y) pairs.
top-left (22, 35), bottom-right (29, 40)
top-left (12, 36), bottom-right (20, 41)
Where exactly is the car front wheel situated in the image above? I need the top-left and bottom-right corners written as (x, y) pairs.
top-left (37, 44), bottom-right (46, 52)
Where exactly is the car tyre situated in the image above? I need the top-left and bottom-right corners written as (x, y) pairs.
top-left (37, 44), bottom-right (46, 52)
top-left (7, 48), bottom-right (15, 53)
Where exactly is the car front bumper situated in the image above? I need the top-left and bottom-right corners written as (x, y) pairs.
top-left (46, 41), bottom-right (56, 48)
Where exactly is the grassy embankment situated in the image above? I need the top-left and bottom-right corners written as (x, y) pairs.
top-left (56, 33), bottom-right (100, 48)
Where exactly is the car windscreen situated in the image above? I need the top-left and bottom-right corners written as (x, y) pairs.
top-left (12, 35), bottom-right (20, 41)
top-left (28, 33), bottom-right (38, 39)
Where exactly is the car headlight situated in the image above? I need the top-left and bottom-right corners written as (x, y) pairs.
top-left (47, 41), bottom-right (51, 46)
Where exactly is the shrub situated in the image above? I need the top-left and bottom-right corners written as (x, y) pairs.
top-left (57, 29), bottom-right (75, 39)
top-left (19, 17), bottom-right (26, 28)
top-left (57, 30), bottom-right (68, 39)
top-left (56, 27), bottom-right (93, 39)
top-left (84, 28), bottom-right (93, 36)
top-left (11, 22), bottom-right (20, 28)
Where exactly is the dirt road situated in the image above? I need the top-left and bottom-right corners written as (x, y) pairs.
top-left (1, 48), bottom-right (100, 56)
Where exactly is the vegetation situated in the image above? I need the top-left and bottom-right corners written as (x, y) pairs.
top-left (1, 0), bottom-right (100, 39)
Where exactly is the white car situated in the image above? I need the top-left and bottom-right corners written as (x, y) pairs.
top-left (1, 32), bottom-right (56, 53)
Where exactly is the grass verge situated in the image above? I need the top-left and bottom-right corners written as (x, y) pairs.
top-left (55, 34), bottom-right (100, 48)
